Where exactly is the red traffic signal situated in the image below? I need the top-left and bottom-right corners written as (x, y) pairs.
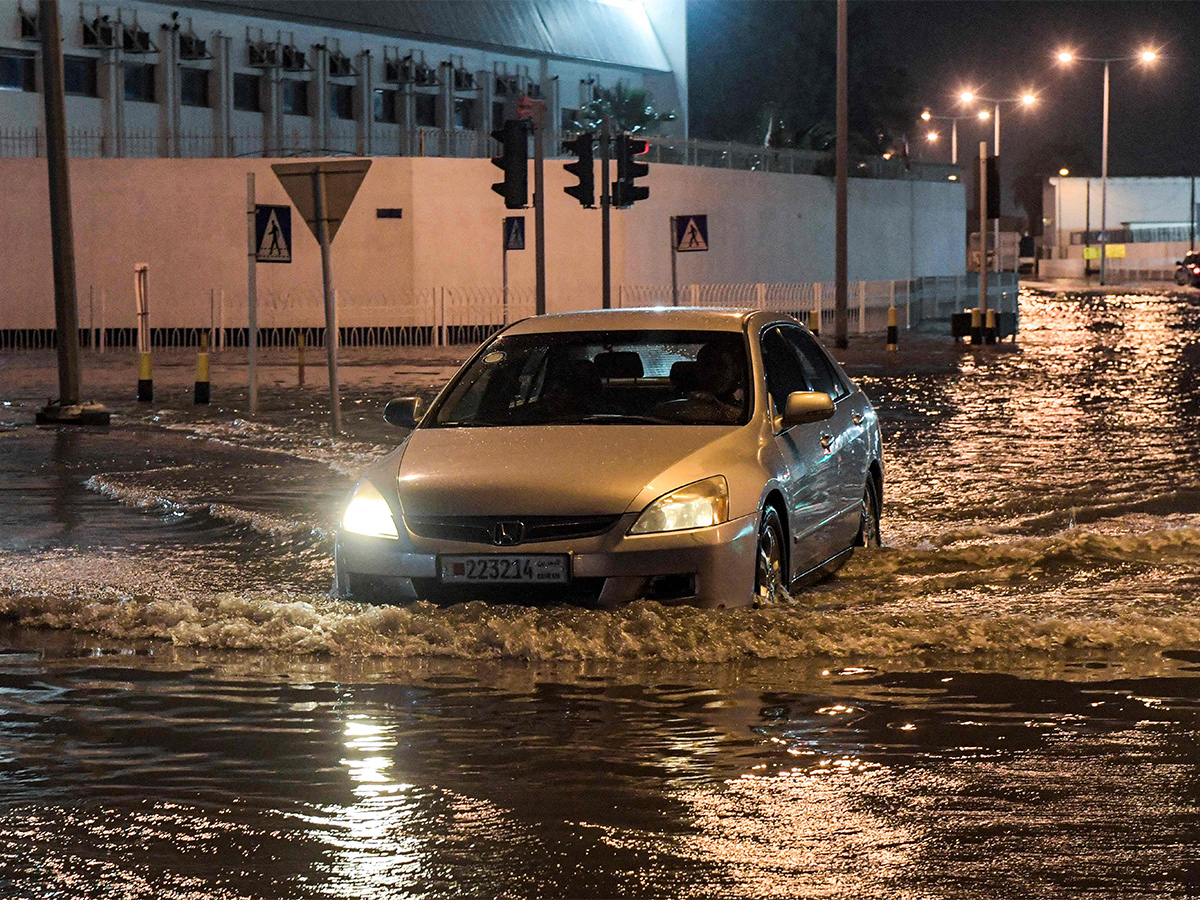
top-left (613, 133), bottom-right (650, 208)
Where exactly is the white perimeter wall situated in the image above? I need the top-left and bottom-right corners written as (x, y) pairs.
top-left (1, 157), bottom-right (966, 329)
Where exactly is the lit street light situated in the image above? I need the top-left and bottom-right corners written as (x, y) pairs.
top-left (1056, 47), bottom-right (1160, 284)
top-left (957, 89), bottom-right (1040, 274)
top-left (919, 105), bottom-right (987, 165)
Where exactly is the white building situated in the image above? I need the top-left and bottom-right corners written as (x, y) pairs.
top-left (0, 0), bottom-right (687, 158)
top-left (1042, 175), bottom-right (1200, 279)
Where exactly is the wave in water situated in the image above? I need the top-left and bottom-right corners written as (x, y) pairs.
top-left (84, 473), bottom-right (328, 539)
top-left (2, 522), bottom-right (1199, 662)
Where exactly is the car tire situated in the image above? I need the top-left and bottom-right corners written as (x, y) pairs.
top-left (753, 505), bottom-right (787, 606)
top-left (1176, 269), bottom-right (1190, 286)
top-left (854, 480), bottom-right (882, 549)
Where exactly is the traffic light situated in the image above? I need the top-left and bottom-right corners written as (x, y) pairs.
top-left (613, 132), bottom-right (650, 208)
top-left (491, 119), bottom-right (528, 209)
top-left (562, 131), bottom-right (595, 208)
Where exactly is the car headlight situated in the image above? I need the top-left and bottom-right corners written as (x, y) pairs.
top-left (629, 476), bottom-right (729, 535)
top-left (341, 479), bottom-right (399, 539)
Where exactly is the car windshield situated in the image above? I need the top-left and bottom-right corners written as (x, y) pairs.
top-left (431, 329), bottom-right (751, 427)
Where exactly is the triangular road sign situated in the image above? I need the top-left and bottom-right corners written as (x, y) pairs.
top-left (674, 214), bottom-right (709, 252)
top-left (271, 159), bottom-right (372, 244)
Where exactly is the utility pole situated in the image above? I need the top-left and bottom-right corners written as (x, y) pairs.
top-left (600, 118), bottom-right (611, 309)
top-left (36, 0), bottom-right (108, 425)
top-left (834, 0), bottom-right (849, 349)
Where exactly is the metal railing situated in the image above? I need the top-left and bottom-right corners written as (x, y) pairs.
top-left (0, 124), bottom-right (957, 180)
top-left (1, 276), bottom-right (1016, 351)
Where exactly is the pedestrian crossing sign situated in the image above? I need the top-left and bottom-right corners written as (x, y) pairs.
top-left (673, 215), bottom-right (709, 252)
top-left (255, 204), bottom-right (292, 263)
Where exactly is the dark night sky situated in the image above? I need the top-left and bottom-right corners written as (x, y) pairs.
top-left (687, 1), bottom-right (1198, 213)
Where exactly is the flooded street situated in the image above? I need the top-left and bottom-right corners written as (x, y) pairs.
top-left (1, 287), bottom-right (1199, 898)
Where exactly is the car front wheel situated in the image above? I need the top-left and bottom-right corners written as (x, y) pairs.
top-left (754, 506), bottom-right (787, 605)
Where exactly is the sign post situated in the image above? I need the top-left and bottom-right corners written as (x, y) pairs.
top-left (271, 159), bottom-right (372, 435)
top-left (671, 214), bottom-right (709, 307)
top-left (502, 216), bottom-right (525, 325)
top-left (246, 172), bottom-right (259, 414)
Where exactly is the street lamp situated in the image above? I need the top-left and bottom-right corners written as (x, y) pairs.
top-left (919, 106), bottom-right (985, 165)
top-left (1056, 47), bottom-right (1160, 284)
top-left (957, 89), bottom-right (1040, 275)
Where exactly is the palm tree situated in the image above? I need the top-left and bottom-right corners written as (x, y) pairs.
top-left (573, 83), bottom-right (675, 135)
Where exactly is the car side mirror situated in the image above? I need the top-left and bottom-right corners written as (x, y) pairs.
top-left (1176, 260), bottom-right (1183, 266)
top-left (780, 391), bottom-right (834, 428)
top-left (383, 396), bottom-right (421, 428)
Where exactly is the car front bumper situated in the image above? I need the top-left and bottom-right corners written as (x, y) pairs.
top-left (335, 512), bottom-right (760, 609)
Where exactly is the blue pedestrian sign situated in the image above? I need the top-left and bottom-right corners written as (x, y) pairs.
top-left (673, 215), bottom-right (708, 252)
top-left (504, 216), bottom-right (526, 251)
top-left (255, 204), bottom-right (292, 263)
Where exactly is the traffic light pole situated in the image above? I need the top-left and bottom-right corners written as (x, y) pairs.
top-left (600, 119), bottom-right (611, 309)
top-left (533, 104), bottom-right (546, 316)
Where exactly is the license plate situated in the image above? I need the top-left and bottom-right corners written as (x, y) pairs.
top-left (439, 555), bottom-right (570, 584)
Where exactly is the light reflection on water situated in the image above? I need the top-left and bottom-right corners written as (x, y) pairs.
top-left (0, 288), bottom-right (1199, 896)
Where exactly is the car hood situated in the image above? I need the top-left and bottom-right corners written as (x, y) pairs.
top-left (393, 425), bottom-right (745, 517)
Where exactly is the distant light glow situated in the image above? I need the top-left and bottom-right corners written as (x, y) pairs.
top-left (959, 91), bottom-right (975, 103)
top-left (948, 174), bottom-right (958, 181)
top-left (1021, 93), bottom-right (1036, 105)
top-left (882, 151), bottom-right (893, 160)
top-left (977, 109), bottom-right (991, 120)
top-left (920, 109), bottom-right (932, 121)
top-left (1059, 167), bottom-right (1070, 176)
top-left (1058, 50), bottom-right (1074, 63)
top-left (926, 131), bottom-right (939, 143)
top-left (1141, 49), bottom-right (1157, 62)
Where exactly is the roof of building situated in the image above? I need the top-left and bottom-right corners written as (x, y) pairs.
top-left (182, 0), bottom-right (672, 71)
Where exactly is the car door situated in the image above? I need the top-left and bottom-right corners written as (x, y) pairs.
top-left (759, 325), bottom-right (842, 573)
top-left (784, 327), bottom-right (869, 547)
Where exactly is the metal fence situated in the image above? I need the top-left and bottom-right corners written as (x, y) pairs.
top-left (0, 275), bottom-right (1017, 352)
top-left (0, 124), bottom-right (957, 181)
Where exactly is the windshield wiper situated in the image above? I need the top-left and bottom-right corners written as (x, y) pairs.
top-left (549, 413), bottom-right (677, 425)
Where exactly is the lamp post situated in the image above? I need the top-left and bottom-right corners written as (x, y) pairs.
top-left (1056, 48), bottom-right (1158, 285)
top-left (957, 90), bottom-right (1037, 274)
top-left (1056, 167), bottom-right (1069, 258)
top-left (919, 108), bottom-right (984, 166)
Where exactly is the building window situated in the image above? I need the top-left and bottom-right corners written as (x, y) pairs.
top-left (233, 72), bottom-right (260, 112)
top-left (63, 56), bottom-right (98, 97)
top-left (329, 82), bottom-right (354, 120)
top-left (0, 49), bottom-right (36, 92)
top-left (561, 108), bottom-right (580, 131)
top-left (373, 88), bottom-right (396, 124)
top-left (180, 67), bottom-right (209, 108)
top-left (282, 79), bottom-right (308, 116)
top-left (415, 93), bottom-right (436, 127)
top-left (492, 101), bottom-right (505, 127)
top-left (123, 62), bottom-right (156, 103)
top-left (453, 97), bottom-right (475, 130)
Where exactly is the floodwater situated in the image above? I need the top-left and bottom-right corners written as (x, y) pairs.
top-left (1, 287), bottom-right (1199, 898)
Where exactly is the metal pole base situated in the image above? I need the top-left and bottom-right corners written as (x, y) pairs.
top-left (35, 400), bottom-right (111, 426)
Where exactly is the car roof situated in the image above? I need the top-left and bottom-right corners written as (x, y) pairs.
top-left (502, 307), bottom-right (794, 335)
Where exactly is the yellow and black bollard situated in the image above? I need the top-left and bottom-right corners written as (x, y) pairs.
top-left (969, 307), bottom-right (983, 345)
top-left (809, 308), bottom-right (820, 336)
top-left (984, 308), bottom-right (997, 345)
top-left (194, 332), bottom-right (211, 405)
top-left (137, 350), bottom-right (153, 402)
top-left (886, 306), bottom-right (898, 352)
top-left (297, 331), bottom-right (306, 387)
